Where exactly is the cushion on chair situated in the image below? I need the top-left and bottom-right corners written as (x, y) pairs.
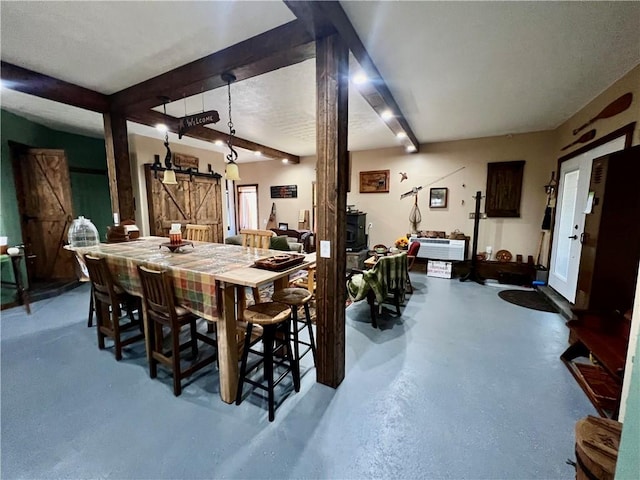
top-left (269, 235), bottom-right (291, 251)
top-left (225, 235), bottom-right (243, 245)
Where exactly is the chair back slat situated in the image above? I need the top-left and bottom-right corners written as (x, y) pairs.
top-left (240, 229), bottom-right (275, 249)
top-left (185, 224), bottom-right (211, 242)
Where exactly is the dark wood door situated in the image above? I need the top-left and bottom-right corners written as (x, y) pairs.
top-left (145, 165), bottom-right (223, 241)
top-left (14, 148), bottom-right (76, 281)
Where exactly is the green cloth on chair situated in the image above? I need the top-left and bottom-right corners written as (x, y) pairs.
top-left (347, 253), bottom-right (408, 303)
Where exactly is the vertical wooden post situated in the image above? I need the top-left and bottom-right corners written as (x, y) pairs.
top-left (103, 112), bottom-right (135, 221)
top-left (315, 34), bottom-right (349, 388)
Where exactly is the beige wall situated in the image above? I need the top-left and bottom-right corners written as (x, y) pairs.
top-left (234, 157), bottom-right (316, 231)
top-left (556, 63), bottom-right (640, 152)
top-left (347, 132), bottom-right (556, 260)
top-left (128, 134), bottom-right (227, 236)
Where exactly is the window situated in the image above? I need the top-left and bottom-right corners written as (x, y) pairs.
top-left (236, 184), bottom-right (259, 230)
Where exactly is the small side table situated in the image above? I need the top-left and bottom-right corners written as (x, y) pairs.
top-left (0, 253), bottom-right (31, 314)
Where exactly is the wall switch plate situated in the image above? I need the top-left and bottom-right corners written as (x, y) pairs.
top-left (320, 240), bottom-right (331, 258)
top-left (469, 213), bottom-right (488, 219)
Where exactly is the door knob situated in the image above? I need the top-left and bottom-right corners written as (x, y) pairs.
top-left (568, 235), bottom-right (578, 240)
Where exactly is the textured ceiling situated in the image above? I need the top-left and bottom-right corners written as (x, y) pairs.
top-left (1, 1), bottom-right (639, 158)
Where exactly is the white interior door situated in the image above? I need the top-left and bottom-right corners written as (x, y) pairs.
top-left (549, 136), bottom-right (626, 302)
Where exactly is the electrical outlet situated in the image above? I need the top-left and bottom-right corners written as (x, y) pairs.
top-left (469, 213), bottom-right (488, 219)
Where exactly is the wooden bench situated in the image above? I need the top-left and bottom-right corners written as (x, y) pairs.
top-left (560, 310), bottom-right (631, 419)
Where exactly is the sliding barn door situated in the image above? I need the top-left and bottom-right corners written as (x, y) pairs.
top-left (145, 165), bottom-right (223, 241)
top-left (15, 148), bottom-right (76, 280)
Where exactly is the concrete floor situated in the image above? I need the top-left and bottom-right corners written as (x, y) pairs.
top-left (1, 274), bottom-right (595, 479)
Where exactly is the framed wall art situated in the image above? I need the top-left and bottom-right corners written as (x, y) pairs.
top-left (429, 187), bottom-right (448, 208)
top-left (359, 170), bottom-right (390, 193)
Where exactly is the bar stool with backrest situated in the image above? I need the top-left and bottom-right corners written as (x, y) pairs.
top-left (137, 265), bottom-right (217, 396)
top-left (271, 287), bottom-right (316, 367)
top-left (84, 254), bottom-right (144, 360)
top-left (185, 224), bottom-right (211, 242)
top-left (236, 301), bottom-right (300, 422)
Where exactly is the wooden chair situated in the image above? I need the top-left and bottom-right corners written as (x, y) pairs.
top-left (137, 265), bottom-right (217, 396)
top-left (185, 224), bottom-right (211, 242)
top-left (84, 254), bottom-right (144, 360)
top-left (240, 229), bottom-right (275, 249)
top-left (346, 253), bottom-right (408, 328)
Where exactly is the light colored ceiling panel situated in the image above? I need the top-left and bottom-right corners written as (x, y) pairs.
top-left (0, 1), bottom-right (295, 94)
top-left (342, 1), bottom-right (640, 142)
top-left (157, 58), bottom-right (398, 156)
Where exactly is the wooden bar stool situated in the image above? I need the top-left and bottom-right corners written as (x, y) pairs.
top-left (236, 301), bottom-right (300, 422)
top-left (271, 287), bottom-right (316, 366)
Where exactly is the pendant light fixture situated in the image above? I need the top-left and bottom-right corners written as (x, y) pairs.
top-left (160, 97), bottom-right (177, 185)
top-left (222, 73), bottom-right (240, 181)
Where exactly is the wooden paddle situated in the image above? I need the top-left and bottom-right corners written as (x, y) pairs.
top-left (573, 92), bottom-right (633, 135)
top-left (562, 129), bottom-right (596, 151)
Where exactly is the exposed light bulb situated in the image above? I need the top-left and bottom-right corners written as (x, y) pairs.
top-left (353, 73), bottom-right (368, 85)
top-left (381, 110), bottom-right (393, 120)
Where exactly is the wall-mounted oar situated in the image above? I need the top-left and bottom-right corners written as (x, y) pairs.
top-left (562, 129), bottom-right (596, 151)
top-left (572, 92), bottom-right (633, 135)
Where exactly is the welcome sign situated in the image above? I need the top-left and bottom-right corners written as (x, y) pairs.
top-left (178, 110), bottom-right (220, 138)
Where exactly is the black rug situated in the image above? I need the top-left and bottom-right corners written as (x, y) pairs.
top-left (498, 289), bottom-right (559, 313)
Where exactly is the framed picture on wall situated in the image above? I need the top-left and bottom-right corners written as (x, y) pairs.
top-left (429, 187), bottom-right (448, 208)
top-left (359, 170), bottom-right (390, 193)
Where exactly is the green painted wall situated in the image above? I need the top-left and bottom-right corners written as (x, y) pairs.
top-left (0, 109), bottom-right (111, 303)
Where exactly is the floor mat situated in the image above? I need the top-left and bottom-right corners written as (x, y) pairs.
top-left (498, 289), bottom-right (559, 313)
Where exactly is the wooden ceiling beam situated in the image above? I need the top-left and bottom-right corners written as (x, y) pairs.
top-left (0, 61), bottom-right (109, 113)
top-left (285, 1), bottom-right (420, 153)
top-left (110, 20), bottom-right (316, 114)
top-left (127, 110), bottom-right (300, 164)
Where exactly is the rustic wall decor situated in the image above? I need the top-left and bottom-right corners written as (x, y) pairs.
top-left (485, 160), bottom-right (525, 217)
top-left (270, 185), bottom-right (298, 198)
top-left (429, 187), bottom-right (448, 208)
top-left (173, 153), bottom-right (199, 170)
top-left (360, 169), bottom-right (390, 193)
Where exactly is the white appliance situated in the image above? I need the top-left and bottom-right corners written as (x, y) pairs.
top-left (409, 237), bottom-right (466, 261)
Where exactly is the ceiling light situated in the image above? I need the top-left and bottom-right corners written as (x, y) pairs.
top-left (156, 123), bottom-right (168, 133)
top-left (406, 145), bottom-right (417, 153)
top-left (381, 110), bottom-right (393, 120)
top-left (353, 73), bottom-right (368, 85)
top-left (396, 131), bottom-right (407, 139)
top-left (282, 158), bottom-right (288, 164)
top-left (222, 72), bottom-right (241, 181)
top-left (254, 151), bottom-right (261, 157)
top-left (214, 140), bottom-right (224, 146)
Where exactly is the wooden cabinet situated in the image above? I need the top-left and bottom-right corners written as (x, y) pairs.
top-left (575, 145), bottom-right (640, 312)
top-left (144, 165), bottom-right (223, 243)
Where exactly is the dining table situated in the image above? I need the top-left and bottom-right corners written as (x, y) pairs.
top-left (67, 236), bottom-right (316, 403)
